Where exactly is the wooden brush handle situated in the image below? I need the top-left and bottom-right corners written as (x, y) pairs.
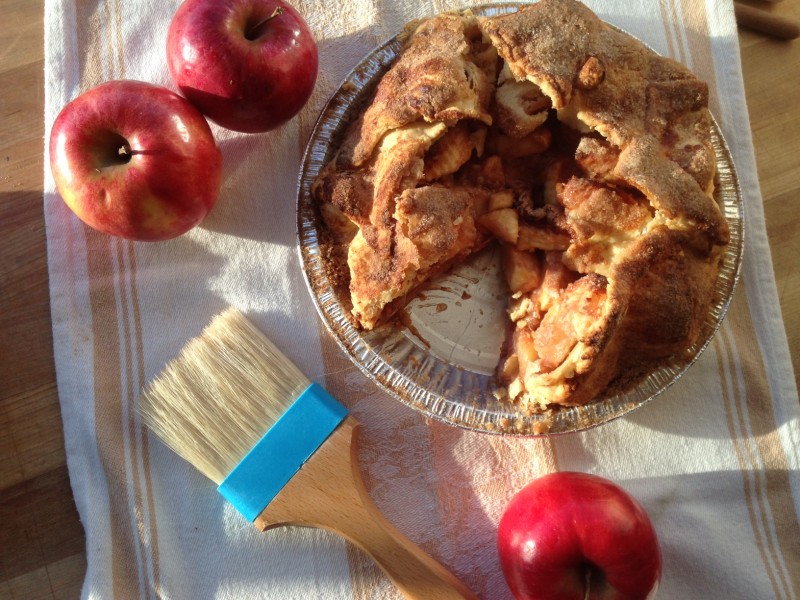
top-left (255, 417), bottom-right (479, 600)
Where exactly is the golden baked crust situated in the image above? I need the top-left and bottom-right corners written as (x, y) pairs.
top-left (482, 0), bottom-right (719, 192)
top-left (348, 185), bottom-right (487, 328)
top-left (314, 0), bottom-right (730, 412)
top-left (312, 11), bottom-right (497, 329)
top-left (337, 12), bottom-right (496, 169)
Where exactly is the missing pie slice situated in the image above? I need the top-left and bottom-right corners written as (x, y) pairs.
top-left (313, 0), bottom-right (730, 413)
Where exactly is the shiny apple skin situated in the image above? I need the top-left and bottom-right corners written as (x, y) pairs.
top-left (498, 472), bottom-right (662, 600)
top-left (49, 80), bottom-right (222, 241)
top-left (167, 0), bottom-right (318, 133)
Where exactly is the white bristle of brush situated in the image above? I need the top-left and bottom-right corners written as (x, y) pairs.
top-left (139, 308), bottom-right (311, 485)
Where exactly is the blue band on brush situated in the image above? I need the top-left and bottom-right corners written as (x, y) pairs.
top-left (218, 382), bottom-right (348, 522)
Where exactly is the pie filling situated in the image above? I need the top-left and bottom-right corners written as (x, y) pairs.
top-left (313, 0), bottom-right (730, 413)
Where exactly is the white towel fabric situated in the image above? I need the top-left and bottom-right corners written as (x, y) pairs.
top-left (43, 0), bottom-right (800, 598)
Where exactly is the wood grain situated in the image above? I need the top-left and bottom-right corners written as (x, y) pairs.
top-left (1, 0), bottom-right (798, 598)
top-left (738, 1), bottom-right (800, 385)
top-left (1, 0), bottom-right (87, 598)
top-left (258, 417), bottom-right (479, 600)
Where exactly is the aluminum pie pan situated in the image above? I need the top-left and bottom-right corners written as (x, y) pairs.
top-left (296, 4), bottom-right (744, 436)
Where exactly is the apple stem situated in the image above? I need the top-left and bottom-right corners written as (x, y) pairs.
top-left (584, 569), bottom-right (591, 600)
top-left (118, 145), bottom-right (131, 157)
top-left (117, 144), bottom-right (142, 161)
top-left (245, 7), bottom-right (284, 40)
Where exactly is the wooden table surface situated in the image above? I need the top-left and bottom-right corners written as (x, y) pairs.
top-left (1, 0), bottom-right (798, 597)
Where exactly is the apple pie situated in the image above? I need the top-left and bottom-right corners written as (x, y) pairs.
top-left (312, 0), bottom-right (730, 413)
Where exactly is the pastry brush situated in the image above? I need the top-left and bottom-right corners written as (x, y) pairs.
top-left (139, 307), bottom-right (478, 600)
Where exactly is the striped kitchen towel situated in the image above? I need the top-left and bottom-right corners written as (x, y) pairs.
top-left (43, 0), bottom-right (800, 598)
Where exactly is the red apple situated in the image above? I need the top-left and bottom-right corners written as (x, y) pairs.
top-left (498, 472), bottom-right (662, 600)
top-left (167, 0), bottom-right (318, 133)
top-left (49, 80), bottom-right (222, 241)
